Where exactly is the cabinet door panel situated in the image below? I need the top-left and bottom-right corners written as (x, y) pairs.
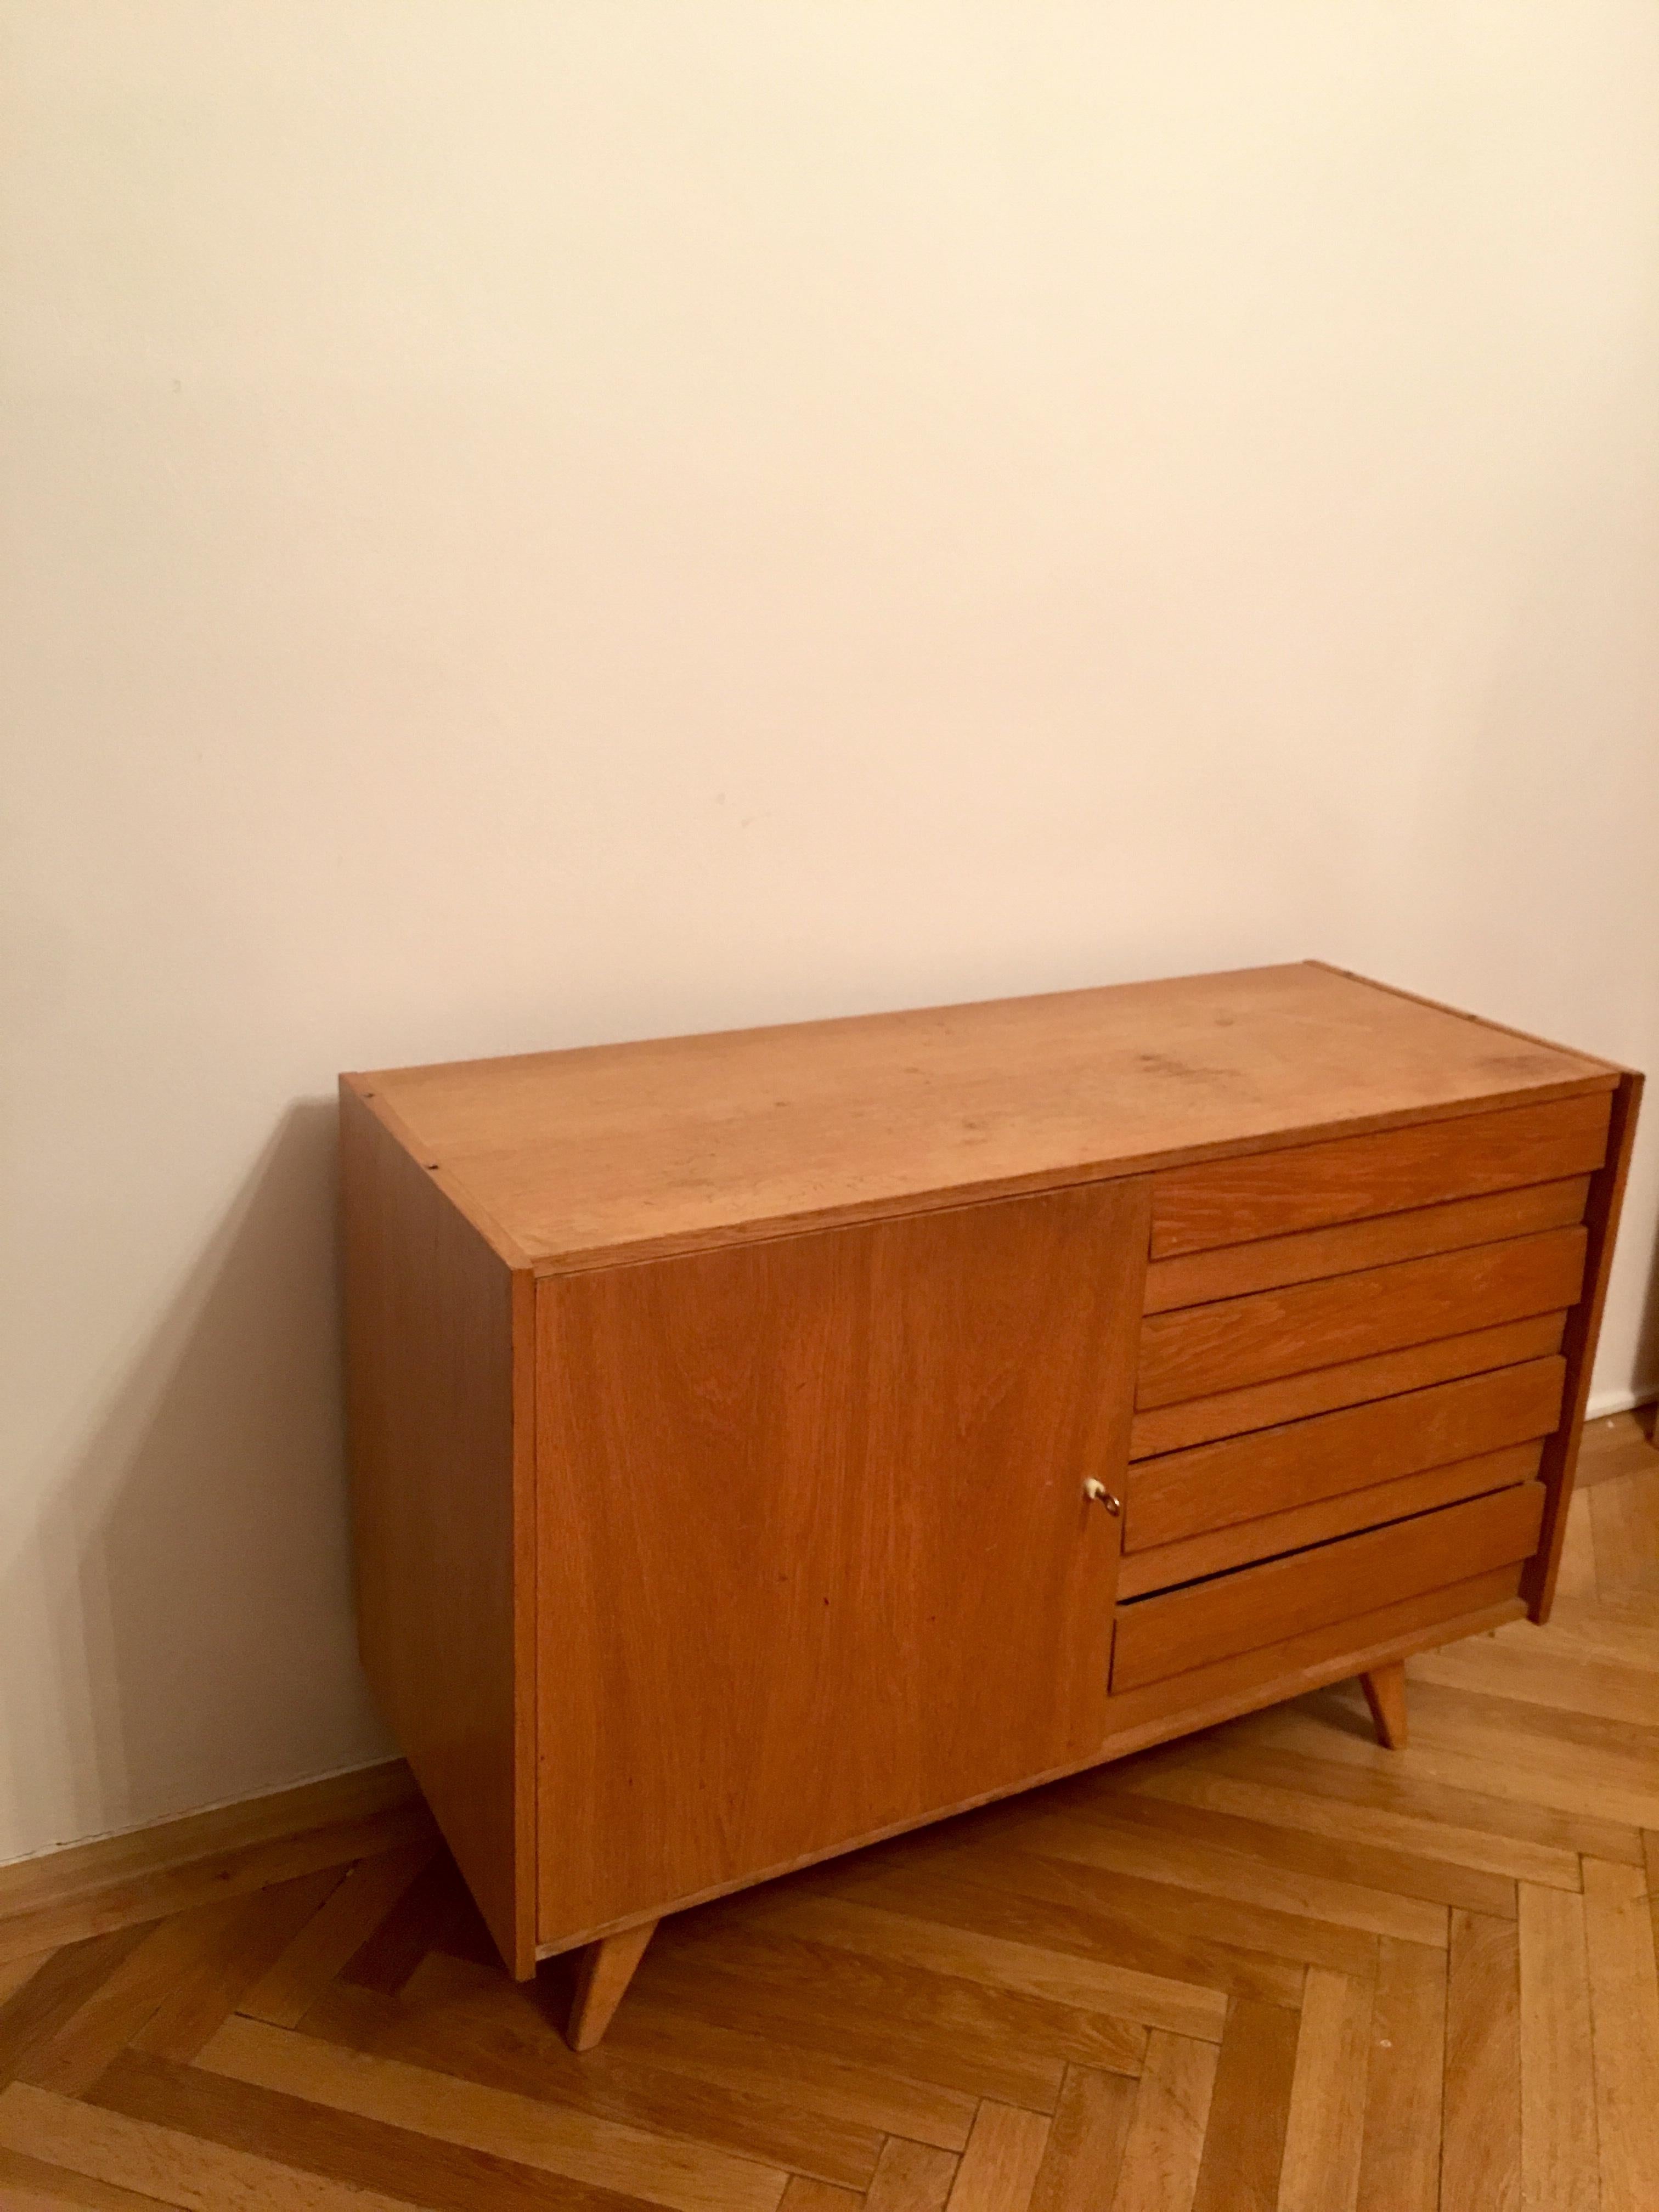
top-left (535, 1180), bottom-right (1149, 1944)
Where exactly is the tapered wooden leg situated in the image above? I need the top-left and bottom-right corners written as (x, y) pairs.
top-left (566, 1920), bottom-right (658, 2051)
top-left (1360, 1661), bottom-right (1408, 1749)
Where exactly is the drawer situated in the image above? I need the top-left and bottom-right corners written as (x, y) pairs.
top-left (1136, 1226), bottom-right (1586, 1409)
top-left (1142, 1177), bottom-right (1588, 1316)
top-left (1124, 1356), bottom-right (1564, 1553)
top-left (1118, 1440), bottom-right (1542, 1597)
top-left (1128, 1311), bottom-right (1567, 1460)
top-left (1149, 1092), bottom-right (1611, 1259)
top-left (1109, 1480), bottom-right (1546, 1692)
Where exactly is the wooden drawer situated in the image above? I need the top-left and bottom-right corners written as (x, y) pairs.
top-left (1118, 1441), bottom-right (1543, 1597)
top-left (1128, 1311), bottom-right (1567, 1460)
top-left (1149, 1092), bottom-right (1611, 1259)
top-left (1137, 1226), bottom-right (1586, 1409)
top-left (1142, 1177), bottom-right (1588, 1315)
top-left (1124, 1356), bottom-right (1565, 1553)
top-left (1110, 1481), bottom-right (1546, 1692)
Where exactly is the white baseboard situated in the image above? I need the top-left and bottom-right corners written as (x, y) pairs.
top-left (1585, 1384), bottom-right (1658, 1421)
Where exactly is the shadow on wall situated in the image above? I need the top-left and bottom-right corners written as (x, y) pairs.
top-left (7, 1101), bottom-right (392, 1854)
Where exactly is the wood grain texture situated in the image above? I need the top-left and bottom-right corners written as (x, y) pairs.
top-left (1118, 1442), bottom-right (1542, 1598)
top-left (1099, 1581), bottom-right (1528, 1753)
top-left (340, 1080), bottom-right (537, 1978)
top-left (1136, 1227), bottom-right (1587, 1409)
top-left (569, 1923), bottom-right (659, 2053)
top-left (0, 1760), bottom-right (415, 1945)
top-left (1356, 1938), bottom-right (1444, 2212)
top-left (236, 1840), bottom-right (437, 2028)
top-left (1128, 1314), bottom-right (1567, 1460)
top-left (1028, 2064), bottom-right (1136, 2211)
top-left (1150, 1090), bottom-right (1611, 1259)
top-left (195, 2011), bottom-right (791, 2212)
top-left (1124, 1358), bottom-right (1563, 1551)
top-left (866, 2137), bottom-right (961, 2211)
top-left (1516, 1883), bottom-right (1597, 2212)
top-left (352, 963), bottom-right (1616, 1273)
top-left (1277, 1968), bottom-right (1374, 2212)
top-left (0, 2079), bottom-right (417, 2212)
top-left (1186, 1997), bottom-right (1297, 2212)
top-left (1525, 1068), bottom-right (1644, 1620)
top-left (1443, 1910), bottom-right (1522, 2212)
top-left (1, 1417), bottom-right (1652, 2212)
top-left (945, 2101), bottom-right (1050, 2211)
top-left (1107, 2032), bottom-right (1218, 2212)
top-left (1111, 1485), bottom-right (1545, 1692)
top-left (1143, 1174), bottom-right (1590, 1312)
top-left (1582, 1856), bottom-right (1659, 2212)
top-left (536, 1180), bottom-right (1148, 1944)
top-left (1358, 1663), bottom-right (1408, 1751)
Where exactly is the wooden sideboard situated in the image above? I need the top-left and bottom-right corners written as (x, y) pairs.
top-left (340, 961), bottom-right (1640, 2047)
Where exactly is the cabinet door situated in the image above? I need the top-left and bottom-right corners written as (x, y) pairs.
top-left (535, 1178), bottom-right (1149, 1943)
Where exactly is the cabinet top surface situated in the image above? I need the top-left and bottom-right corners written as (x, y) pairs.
top-left (346, 962), bottom-right (1618, 1271)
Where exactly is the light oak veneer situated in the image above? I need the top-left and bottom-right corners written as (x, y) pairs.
top-left (338, 961), bottom-right (1640, 2043)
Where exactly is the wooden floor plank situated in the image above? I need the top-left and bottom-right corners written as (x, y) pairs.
top-left (18, 1897), bottom-right (251, 2097)
top-left (1442, 1910), bottom-right (1521, 2212)
top-left (88, 2044), bottom-right (665, 2211)
top-left (1410, 1634), bottom-right (1659, 1728)
top-left (1106, 2032), bottom-right (1218, 2212)
top-left (1082, 1786), bottom-right (1508, 1920)
top-left (1583, 1857), bottom-right (1659, 2212)
top-left (238, 1840), bottom-right (437, 2027)
top-left (1012, 1808), bottom-right (1448, 1948)
top-left (735, 1893), bottom-right (1224, 2042)
top-left (1134, 1763), bottom-right (1565, 1892)
top-left (635, 1927), bottom-right (1071, 2109)
top-left (1187, 1997), bottom-right (1297, 2212)
top-left (582, 1980), bottom-right (979, 2154)
top-left (0, 2080), bottom-right (419, 2212)
top-left (778, 2181), bottom-right (862, 2212)
top-left (1589, 1465), bottom-right (1659, 1595)
top-left (301, 1971), bottom-right (887, 2191)
top-left (0, 1928), bottom-right (154, 2090)
top-left (1356, 1938), bottom-right (1443, 2212)
top-left (864, 2137), bottom-right (960, 2211)
top-left (0, 1953), bottom-right (54, 2012)
top-left (1197, 1729), bottom-right (1645, 1867)
top-left (0, 1803), bottom-right (436, 1967)
top-left (1276, 1968), bottom-right (1373, 2212)
top-left (0, 2140), bottom-right (182, 2210)
top-left (1028, 2064), bottom-right (1136, 2210)
top-left (859, 1844), bottom-right (1319, 2002)
top-left (126, 1867), bottom-right (346, 2065)
top-left (1244, 1697), bottom-right (1659, 1834)
top-left (195, 2011), bottom-right (790, 2212)
top-left (944, 2102), bottom-right (1051, 2212)
top-left (1517, 1884), bottom-right (1598, 2212)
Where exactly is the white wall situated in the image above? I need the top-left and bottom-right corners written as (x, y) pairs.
top-left (4, 2), bottom-right (1658, 1867)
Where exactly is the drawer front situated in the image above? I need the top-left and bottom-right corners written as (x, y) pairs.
top-left (1118, 1441), bottom-right (1543, 1598)
top-left (1110, 1480), bottom-right (1546, 1693)
top-left (1142, 1177), bottom-right (1589, 1316)
top-left (1124, 1356), bottom-right (1565, 1553)
top-left (1149, 1092), bottom-right (1611, 1260)
top-left (1128, 1312), bottom-right (1567, 1460)
top-left (1137, 1226), bottom-right (1586, 1409)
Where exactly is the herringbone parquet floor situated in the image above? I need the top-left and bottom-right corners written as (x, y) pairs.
top-left (2, 1413), bottom-right (1656, 2212)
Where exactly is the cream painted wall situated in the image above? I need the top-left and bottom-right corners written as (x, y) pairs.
top-left (4, 3), bottom-right (1658, 1866)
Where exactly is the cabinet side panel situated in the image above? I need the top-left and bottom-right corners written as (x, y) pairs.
top-left (1524, 1069), bottom-right (1643, 1620)
top-left (339, 1080), bottom-right (535, 1974)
